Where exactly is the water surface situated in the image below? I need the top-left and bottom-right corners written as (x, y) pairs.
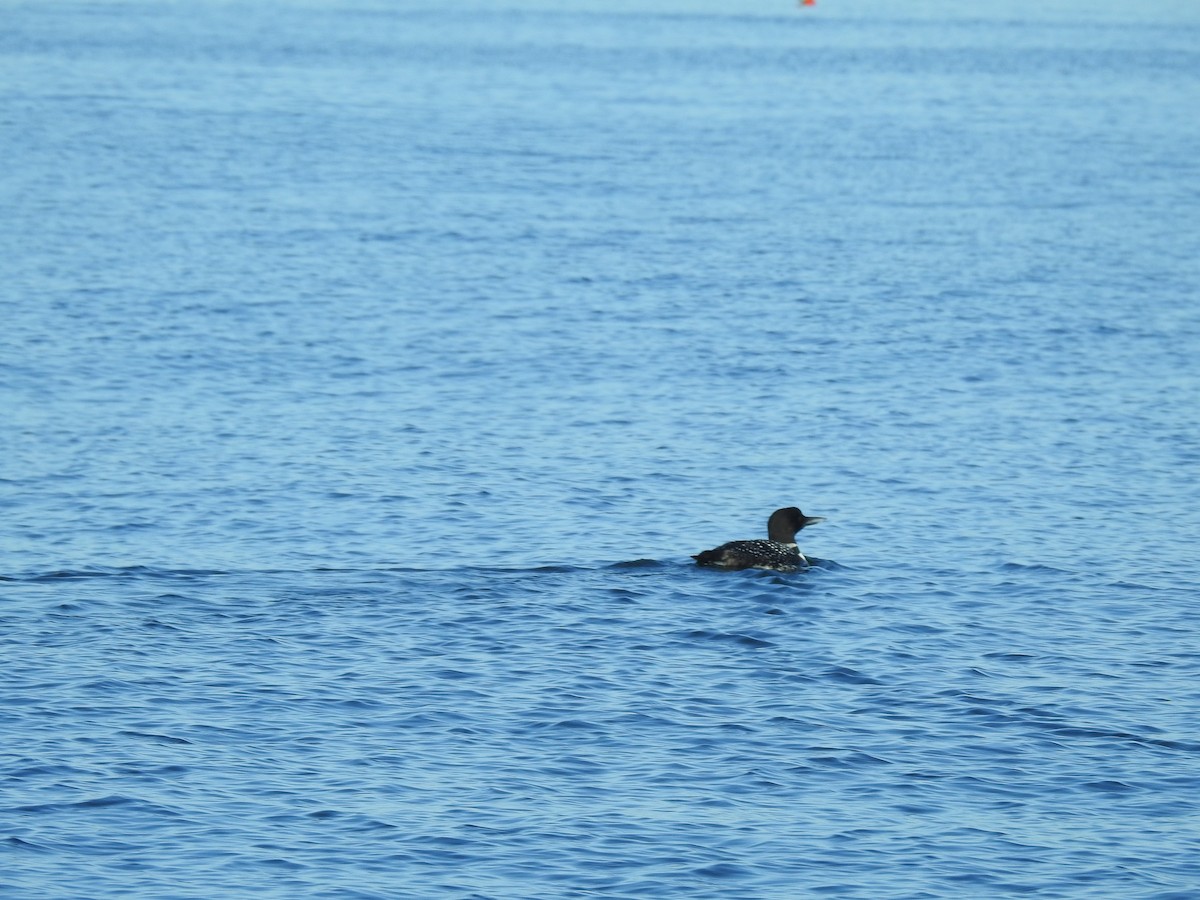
top-left (3, 1), bottom-right (1200, 897)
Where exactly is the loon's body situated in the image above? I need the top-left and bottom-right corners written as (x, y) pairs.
top-left (692, 507), bottom-right (824, 572)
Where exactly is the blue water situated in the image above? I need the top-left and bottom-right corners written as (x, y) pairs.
top-left (4, 1), bottom-right (1200, 897)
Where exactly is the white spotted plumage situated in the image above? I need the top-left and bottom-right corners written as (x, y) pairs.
top-left (693, 507), bottom-right (824, 572)
top-left (693, 539), bottom-right (806, 572)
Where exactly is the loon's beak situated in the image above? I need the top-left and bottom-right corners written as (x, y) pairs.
top-left (802, 516), bottom-right (825, 528)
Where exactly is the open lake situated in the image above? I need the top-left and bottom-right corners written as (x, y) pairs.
top-left (3, 1), bottom-right (1199, 896)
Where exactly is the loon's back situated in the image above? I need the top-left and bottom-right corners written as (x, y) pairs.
top-left (693, 539), bottom-right (806, 572)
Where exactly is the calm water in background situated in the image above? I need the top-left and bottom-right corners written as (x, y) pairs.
top-left (3, 1), bottom-right (1200, 897)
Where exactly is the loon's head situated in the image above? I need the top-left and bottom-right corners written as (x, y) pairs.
top-left (767, 507), bottom-right (825, 543)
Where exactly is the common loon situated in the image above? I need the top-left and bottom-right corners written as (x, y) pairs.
top-left (692, 507), bottom-right (824, 572)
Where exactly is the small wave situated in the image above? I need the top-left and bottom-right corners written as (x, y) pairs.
top-left (608, 558), bottom-right (666, 569)
top-left (998, 561), bottom-right (1075, 575)
top-left (11, 794), bottom-right (180, 817)
top-left (694, 861), bottom-right (751, 878)
top-left (1084, 779), bottom-right (1139, 793)
top-left (682, 629), bottom-right (776, 649)
top-left (117, 730), bottom-right (193, 746)
top-left (808, 749), bottom-right (893, 769)
top-left (7, 558), bottom-right (691, 584)
top-left (820, 665), bottom-right (883, 685)
top-left (5, 836), bottom-right (50, 853)
top-left (15, 566), bottom-right (231, 583)
top-left (1043, 726), bottom-right (1200, 754)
